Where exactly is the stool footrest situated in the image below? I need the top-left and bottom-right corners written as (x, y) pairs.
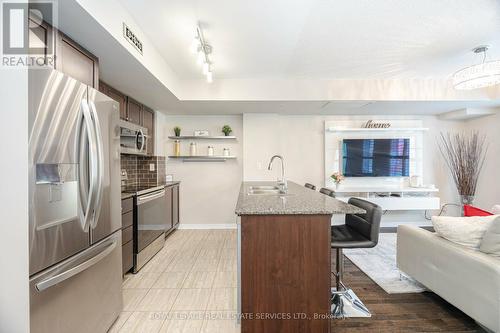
top-left (331, 287), bottom-right (371, 318)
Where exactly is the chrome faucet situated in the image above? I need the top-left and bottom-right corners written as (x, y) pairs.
top-left (268, 155), bottom-right (287, 193)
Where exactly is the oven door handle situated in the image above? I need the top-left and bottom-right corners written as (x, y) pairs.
top-left (137, 190), bottom-right (165, 205)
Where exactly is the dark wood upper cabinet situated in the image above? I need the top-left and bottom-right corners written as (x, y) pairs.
top-left (28, 14), bottom-right (54, 68)
top-left (99, 81), bottom-right (127, 120)
top-left (126, 97), bottom-right (142, 125)
top-left (56, 32), bottom-right (99, 88)
top-left (142, 106), bottom-right (155, 155)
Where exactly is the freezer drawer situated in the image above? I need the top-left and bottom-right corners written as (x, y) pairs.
top-left (29, 232), bottom-right (122, 333)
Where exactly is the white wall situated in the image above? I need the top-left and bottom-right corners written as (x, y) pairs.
top-left (156, 114), bottom-right (243, 227)
top-left (0, 69), bottom-right (29, 331)
top-left (463, 111), bottom-right (500, 209)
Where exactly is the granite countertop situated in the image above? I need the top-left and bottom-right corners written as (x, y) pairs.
top-left (164, 181), bottom-right (181, 187)
top-left (235, 181), bottom-right (366, 216)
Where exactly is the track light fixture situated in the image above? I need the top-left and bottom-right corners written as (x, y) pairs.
top-left (190, 24), bottom-right (213, 83)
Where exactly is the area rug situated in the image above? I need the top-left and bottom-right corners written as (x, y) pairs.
top-left (344, 233), bottom-right (427, 294)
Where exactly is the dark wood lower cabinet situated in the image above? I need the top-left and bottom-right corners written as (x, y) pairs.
top-left (164, 186), bottom-right (173, 234)
top-left (122, 241), bottom-right (133, 275)
top-left (172, 185), bottom-right (179, 227)
top-left (165, 184), bottom-right (180, 236)
top-left (121, 197), bottom-right (134, 275)
top-left (240, 214), bottom-right (331, 333)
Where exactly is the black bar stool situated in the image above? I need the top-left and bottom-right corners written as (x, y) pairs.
top-left (304, 183), bottom-right (316, 190)
top-left (331, 198), bottom-right (382, 318)
top-left (319, 187), bottom-right (336, 197)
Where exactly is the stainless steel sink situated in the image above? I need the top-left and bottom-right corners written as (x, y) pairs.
top-left (248, 185), bottom-right (280, 191)
top-left (247, 189), bottom-right (282, 195)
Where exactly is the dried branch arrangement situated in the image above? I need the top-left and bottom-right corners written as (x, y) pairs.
top-left (438, 131), bottom-right (488, 197)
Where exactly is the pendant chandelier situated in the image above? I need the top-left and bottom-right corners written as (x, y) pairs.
top-left (453, 46), bottom-right (500, 90)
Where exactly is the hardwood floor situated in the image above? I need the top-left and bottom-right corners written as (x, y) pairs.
top-left (331, 255), bottom-right (484, 333)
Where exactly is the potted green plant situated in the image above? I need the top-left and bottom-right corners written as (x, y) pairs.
top-left (174, 126), bottom-right (181, 137)
top-left (222, 125), bottom-right (232, 136)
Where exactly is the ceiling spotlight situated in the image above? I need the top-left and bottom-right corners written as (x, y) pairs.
top-left (453, 46), bottom-right (500, 90)
top-left (191, 24), bottom-right (214, 83)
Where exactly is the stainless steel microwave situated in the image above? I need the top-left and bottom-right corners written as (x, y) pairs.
top-left (120, 120), bottom-right (148, 155)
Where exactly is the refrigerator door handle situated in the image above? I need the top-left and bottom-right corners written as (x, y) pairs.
top-left (35, 238), bottom-right (118, 292)
top-left (79, 99), bottom-right (98, 231)
top-left (88, 101), bottom-right (104, 229)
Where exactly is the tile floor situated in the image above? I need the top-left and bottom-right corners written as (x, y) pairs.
top-left (109, 229), bottom-right (240, 333)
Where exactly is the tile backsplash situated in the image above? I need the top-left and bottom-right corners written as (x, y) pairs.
top-left (121, 154), bottom-right (166, 189)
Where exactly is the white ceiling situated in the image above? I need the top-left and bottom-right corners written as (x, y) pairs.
top-left (120, 0), bottom-right (500, 80)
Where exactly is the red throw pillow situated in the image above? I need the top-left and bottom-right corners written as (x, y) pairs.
top-left (463, 205), bottom-right (493, 217)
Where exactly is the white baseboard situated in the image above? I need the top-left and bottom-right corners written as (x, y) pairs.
top-left (177, 223), bottom-right (237, 230)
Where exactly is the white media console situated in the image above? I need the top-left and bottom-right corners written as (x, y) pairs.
top-left (330, 186), bottom-right (440, 211)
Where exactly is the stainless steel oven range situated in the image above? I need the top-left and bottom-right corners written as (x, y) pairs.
top-left (133, 185), bottom-right (170, 272)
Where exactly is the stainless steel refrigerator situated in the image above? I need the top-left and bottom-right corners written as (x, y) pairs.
top-left (28, 69), bottom-right (122, 333)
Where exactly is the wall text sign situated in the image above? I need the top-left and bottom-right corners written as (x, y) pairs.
top-left (123, 23), bottom-right (143, 55)
top-left (363, 120), bottom-right (391, 128)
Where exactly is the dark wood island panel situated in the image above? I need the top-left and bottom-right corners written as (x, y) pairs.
top-left (241, 214), bottom-right (332, 333)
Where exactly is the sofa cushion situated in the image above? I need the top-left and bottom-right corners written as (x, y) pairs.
top-left (491, 205), bottom-right (500, 215)
top-left (479, 217), bottom-right (500, 256)
top-left (431, 215), bottom-right (499, 249)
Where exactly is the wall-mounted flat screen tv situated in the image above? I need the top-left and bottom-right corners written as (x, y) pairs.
top-left (342, 139), bottom-right (410, 177)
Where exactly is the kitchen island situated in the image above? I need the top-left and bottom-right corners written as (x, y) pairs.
top-left (235, 181), bottom-right (365, 333)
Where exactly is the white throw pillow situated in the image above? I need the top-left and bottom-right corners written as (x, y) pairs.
top-left (431, 215), bottom-right (499, 249)
top-left (479, 217), bottom-right (500, 256)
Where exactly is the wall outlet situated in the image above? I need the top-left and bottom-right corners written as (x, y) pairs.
top-left (149, 163), bottom-right (155, 171)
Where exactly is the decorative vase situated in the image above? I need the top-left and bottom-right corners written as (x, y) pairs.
top-left (460, 195), bottom-right (475, 206)
top-left (174, 140), bottom-right (180, 156)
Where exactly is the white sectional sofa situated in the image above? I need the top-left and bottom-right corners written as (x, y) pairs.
top-left (397, 225), bottom-right (500, 332)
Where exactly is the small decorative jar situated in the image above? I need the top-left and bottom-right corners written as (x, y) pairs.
top-left (189, 142), bottom-right (197, 156)
top-left (174, 140), bottom-right (181, 156)
top-left (207, 146), bottom-right (214, 156)
top-left (223, 148), bottom-right (230, 157)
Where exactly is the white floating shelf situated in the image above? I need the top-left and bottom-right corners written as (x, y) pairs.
top-left (329, 186), bottom-right (439, 193)
top-left (168, 155), bottom-right (237, 162)
top-left (326, 127), bottom-right (429, 132)
top-left (168, 136), bottom-right (237, 140)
